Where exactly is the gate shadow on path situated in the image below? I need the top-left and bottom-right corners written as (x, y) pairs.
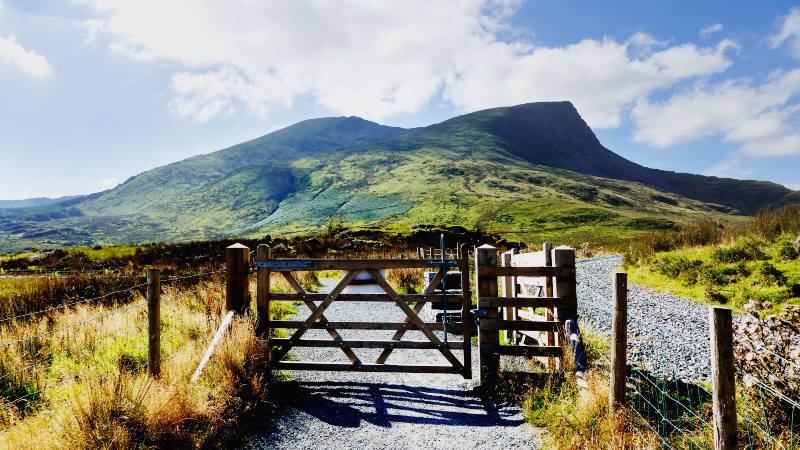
top-left (275, 381), bottom-right (526, 429)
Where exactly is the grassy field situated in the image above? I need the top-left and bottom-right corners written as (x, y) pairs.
top-left (623, 206), bottom-right (800, 313)
top-left (0, 270), bottom-right (319, 448)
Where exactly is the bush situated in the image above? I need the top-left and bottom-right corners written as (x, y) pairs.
top-left (778, 241), bottom-right (799, 260)
top-left (747, 205), bottom-right (800, 240)
top-left (701, 265), bottom-right (737, 286)
top-left (758, 262), bottom-right (788, 286)
top-left (655, 255), bottom-right (702, 281)
top-left (386, 268), bottom-right (424, 294)
top-left (711, 240), bottom-right (768, 263)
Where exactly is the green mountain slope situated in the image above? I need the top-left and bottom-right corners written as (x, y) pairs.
top-left (1, 102), bottom-right (796, 252)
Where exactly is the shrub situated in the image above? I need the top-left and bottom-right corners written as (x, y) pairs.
top-left (758, 262), bottom-right (788, 286)
top-left (655, 255), bottom-right (702, 281)
top-left (386, 268), bottom-right (424, 294)
top-left (778, 241), bottom-right (799, 260)
top-left (711, 240), bottom-right (768, 263)
top-left (701, 265), bottom-right (737, 286)
top-left (676, 219), bottom-right (724, 247)
top-left (627, 217), bottom-right (678, 231)
top-left (747, 205), bottom-right (800, 240)
top-left (705, 287), bottom-right (728, 304)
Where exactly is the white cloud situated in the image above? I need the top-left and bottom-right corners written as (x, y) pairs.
top-left (0, 35), bottom-right (52, 78)
top-left (632, 69), bottom-right (800, 157)
top-left (703, 154), bottom-right (753, 179)
top-left (785, 182), bottom-right (800, 190)
top-left (770, 7), bottom-right (800, 58)
top-left (81, 1), bottom-right (734, 126)
top-left (79, 19), bottom-right (106, 45)
top-left (700, 23), bottom-right (723, 38)
top-left (445, 38), bottom-right (733, 128)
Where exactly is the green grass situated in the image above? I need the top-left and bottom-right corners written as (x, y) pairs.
top-left (627, 234), bottom-right (800, 312)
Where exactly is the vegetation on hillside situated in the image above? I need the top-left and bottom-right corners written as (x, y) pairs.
top-left (623, 205), bottom-right (800, 311)
top-left (4, 102), bottom-right (777, 253)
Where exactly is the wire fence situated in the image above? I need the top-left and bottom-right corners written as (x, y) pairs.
top-left (626, 346), bottom-right (800, 449)
top-left (0, 268), bottom-right (226, 429)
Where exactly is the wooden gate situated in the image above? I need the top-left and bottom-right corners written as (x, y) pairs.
top-left (255, 244), bottom-right (472, 378)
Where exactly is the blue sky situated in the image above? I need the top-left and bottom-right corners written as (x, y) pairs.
top-left (1, 0), bottom-right (799, 199)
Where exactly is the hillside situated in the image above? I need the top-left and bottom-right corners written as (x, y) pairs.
top-left (1, 102), bottom-right (796, 252)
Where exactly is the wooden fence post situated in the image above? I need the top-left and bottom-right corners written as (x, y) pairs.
top-left (501, 249), bottom-right (518, 344)
top-left (226, 243), bottom-right (251, 314)
top-left (459, 243), bottom-right (472, 379)
top-left (543, 242), bottom-right (555, 350)
top-left (147, 268), bottom-right (160, 378)
top-left (609, 272), bottom-right (627, 411)
top-left (552, 247), bottom-right (577, 325)
top-left (476, 244), bottom-right (499, 386)
top-left (710, 307), bottom-right (737, 450)
top-left (256, 244), bottom-right (271, 337)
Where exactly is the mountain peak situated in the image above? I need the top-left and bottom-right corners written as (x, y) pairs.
top-left (262, 115), bottom-right (404, 152)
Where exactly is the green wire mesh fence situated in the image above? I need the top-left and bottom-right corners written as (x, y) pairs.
top-left (625, 360), bottom-right (800, 449)
top-left (627, 360), bottom-right (713, 449)
top-left (739, 374), bottom-right (800, 450)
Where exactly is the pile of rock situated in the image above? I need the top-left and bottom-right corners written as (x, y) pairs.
top-left (734, 303), bottom-right (800, 394)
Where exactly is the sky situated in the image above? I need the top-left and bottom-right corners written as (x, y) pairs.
top-left (1, 0), bottom-right (800, 200)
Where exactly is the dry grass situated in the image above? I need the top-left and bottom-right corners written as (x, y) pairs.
top-left (525, 372), bottom-right (662, 450)
top-left (518, 329), bottom-right (662, 449)
top-left (0, 273), bottom-right (293, 449)
top-left (385, 268), bottom-right (425, 294)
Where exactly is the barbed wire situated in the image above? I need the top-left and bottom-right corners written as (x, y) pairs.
top-left (0, 300), bottom-right (146, 349)
top-left (0, 282), bottom-right (149, 326)
top-left (0, 269), bottom-right (224, 327)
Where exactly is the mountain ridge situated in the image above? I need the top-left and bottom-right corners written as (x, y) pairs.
top-left (1, 101), bottom-right (797, 252)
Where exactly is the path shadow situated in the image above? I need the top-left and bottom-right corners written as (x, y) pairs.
top-left (271, 380), bottom-right (526, 429)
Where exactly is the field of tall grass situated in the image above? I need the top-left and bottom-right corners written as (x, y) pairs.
top-left (624, 206), bottom-right (800, 311)
top-left (519, 329), bottom-right (662, 449)
top-left (0, 270), bottom-right (320, 448)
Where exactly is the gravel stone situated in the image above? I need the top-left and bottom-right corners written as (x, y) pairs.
top-left (242, 281), bottom-right (541, 449)
top-left (576, 255), bottom-right (716, 381)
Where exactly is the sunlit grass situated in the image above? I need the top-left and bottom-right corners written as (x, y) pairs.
top-left (0, 273), bottom-right (301, 448)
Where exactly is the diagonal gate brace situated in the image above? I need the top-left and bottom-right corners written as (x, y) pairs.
top-left (272, 270), bottom-right (359, 363)
top-left (375, 267), bottom-right (445, 364)
top-left (281, 272), bottom-right (361, 364)
top-left (368, 270), bottom-right (463, 371)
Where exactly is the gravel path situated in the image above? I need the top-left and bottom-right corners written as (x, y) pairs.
top-left (243, 281), bottom-right (541, 450)
top-left (576, 255), bottom-right (715, 381)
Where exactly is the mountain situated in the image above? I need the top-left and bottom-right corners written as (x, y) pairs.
top-left (1, 102), bottom-right (796, 252)
top-left (0, 195), bottom-right (84, 209)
